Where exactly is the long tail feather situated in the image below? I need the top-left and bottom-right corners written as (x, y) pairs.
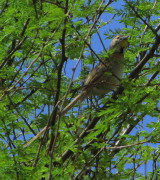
top-left (60, 91), bottom-right (87, 116)
top-left (24, 91), bottom-right (87, 147)
top-left (24, 126), bottom-right (48, 147)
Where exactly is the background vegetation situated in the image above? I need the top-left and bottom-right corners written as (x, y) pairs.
top-left (0, 0), bottom-right (159, 179)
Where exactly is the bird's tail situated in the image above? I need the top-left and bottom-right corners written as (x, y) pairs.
top-left (60, 91), bottom-right (87, 116)
top-left (24, 92), bottom-right (87, 147)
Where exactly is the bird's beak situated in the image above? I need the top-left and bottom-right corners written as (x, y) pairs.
top-left (120, 36), bottom-right (129, 48)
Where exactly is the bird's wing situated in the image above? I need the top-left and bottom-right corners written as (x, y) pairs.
top-left (84, 60), bottom-right (111, 87)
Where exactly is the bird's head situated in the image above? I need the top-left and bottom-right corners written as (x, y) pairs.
top-left (109, 35), bottom-right (129, 53)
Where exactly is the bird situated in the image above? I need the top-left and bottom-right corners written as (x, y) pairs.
top-left (24, 35), bottom-right (129, 147)
top-left (59, 35), bottom-right (129, 115)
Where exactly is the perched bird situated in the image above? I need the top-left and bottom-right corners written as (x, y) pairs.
top-left (60, 35), bottom-right (129, 115)
top-left (24, 35), bottom-right (129, 147)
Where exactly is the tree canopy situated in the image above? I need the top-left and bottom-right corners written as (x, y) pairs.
top-left (0, 0), bottom-right (159, 179)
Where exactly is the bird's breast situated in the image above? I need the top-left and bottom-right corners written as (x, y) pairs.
top-left (84, 53), bottom-right (124, 96)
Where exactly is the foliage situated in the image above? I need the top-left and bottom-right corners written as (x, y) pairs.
top-left (0, 0), bottom-right (159, 179)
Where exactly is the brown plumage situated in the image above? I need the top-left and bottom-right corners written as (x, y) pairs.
top-left (24, 35), bottom-right (129, 147)
top-left (60, 35), bottom-right (129, 115)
